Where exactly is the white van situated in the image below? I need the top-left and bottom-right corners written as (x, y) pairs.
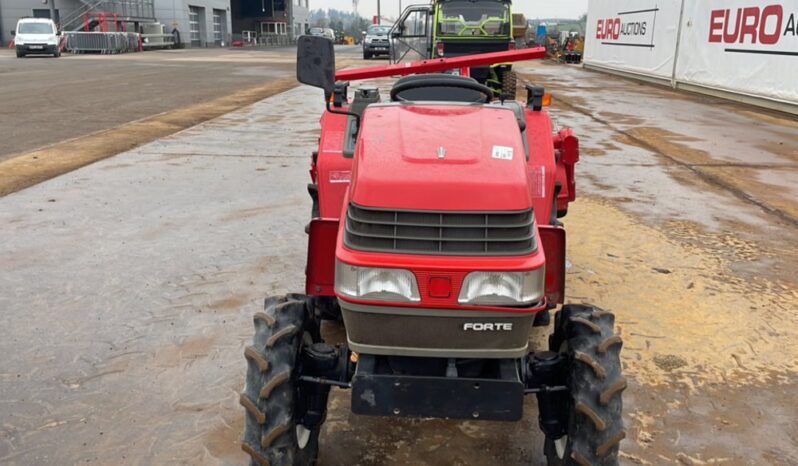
top-left (13, 18), bottom-right (61, 58)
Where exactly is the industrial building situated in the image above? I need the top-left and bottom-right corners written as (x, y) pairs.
top-left (231, 0), bottom-right (310, 43)
top-left (153, 0), bottom-right (233, 47)
top-left (1, 0), bottom-right (309, 47)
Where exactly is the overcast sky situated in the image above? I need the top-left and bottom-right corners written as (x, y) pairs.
top-left (313, 1), bottom-right (588, 20)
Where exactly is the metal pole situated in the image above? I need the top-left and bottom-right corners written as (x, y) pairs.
top-left (377, 0), bottom-right (380, 23)
top-left (287, 0), bottom-right (293, 39)
top-left (399, 0), bottom-right (402, 16)
top-left (671, 0), bottom-right (687, 89)
top-left (49, 0), bottom-right (57, 25)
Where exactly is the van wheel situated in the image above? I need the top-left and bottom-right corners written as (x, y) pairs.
top-left (16, 49), bottom-right (25, 58)
top-left (54, 49), bottom-right (61, 57)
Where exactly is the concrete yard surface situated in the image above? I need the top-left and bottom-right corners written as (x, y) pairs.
top-left (0, 47), bottom-right (300, 161)
top-left (0, 46), bottom-right (362, 198)
top-left (1, 51), bottom-right (797, 465)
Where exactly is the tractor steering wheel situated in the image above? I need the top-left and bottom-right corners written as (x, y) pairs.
top-left (390, 74), bottom-right (494, 103)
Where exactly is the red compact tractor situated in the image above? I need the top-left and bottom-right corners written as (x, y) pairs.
top-left (241, 36), bottom-right (626, 466)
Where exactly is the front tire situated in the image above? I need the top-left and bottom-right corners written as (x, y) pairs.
top-left (363, 51), bottom-right (371, 60)
top-left (241, 295), bottom-right (323, 466)
top-left (545, 305), bottom-right (626, 466)
top-left (16, 48), bottom-right (25, 58)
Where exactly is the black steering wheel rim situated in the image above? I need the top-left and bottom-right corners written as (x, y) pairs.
top-left (390, 75), bottom-right (494, 103)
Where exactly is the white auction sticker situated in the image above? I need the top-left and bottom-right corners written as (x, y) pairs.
top-left (491, 146), bottom-right (514, 160)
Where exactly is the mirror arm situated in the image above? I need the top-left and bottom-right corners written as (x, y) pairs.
top-left (325, 100), bottom-right (360, 131)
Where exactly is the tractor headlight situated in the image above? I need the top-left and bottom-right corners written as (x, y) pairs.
top-left (335, 261), bottom-right (420, 303)
top-left (458, 269), bottom-right (545, 306)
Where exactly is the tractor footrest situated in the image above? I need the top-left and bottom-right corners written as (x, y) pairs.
top-left (351, 355), bottom-right (524, 421)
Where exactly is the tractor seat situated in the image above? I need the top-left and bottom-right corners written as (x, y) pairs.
top-left (390, 74), bottom-right (493, 103)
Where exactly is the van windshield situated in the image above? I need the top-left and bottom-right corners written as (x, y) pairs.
top-left (438, 0), bottom-right (510, 37)
top-left (368, 26), bottom-right (391, 35)
top-left (19, 23), bottom-right (54, 34)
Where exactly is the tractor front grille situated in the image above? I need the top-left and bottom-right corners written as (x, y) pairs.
top-left (344, 204), bottom-right (536, 256)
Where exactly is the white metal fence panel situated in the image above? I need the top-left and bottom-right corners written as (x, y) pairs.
top-left (585, 0), bottom-right (798, 108)
top-left (584, 0), bottom-right (683, 79)
top-left (65, 32), bottom-right (140, 54)
top-left (674, 0), bottom-right (798, 103)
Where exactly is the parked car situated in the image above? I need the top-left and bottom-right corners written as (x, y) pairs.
top-left (308, 27), bottom-right (335, 42)
top-left (362, 24), bottom-right (391, 59)
top-left (324, 28), bottom-right (336, 42)
top-left (13, 18), bottom-right (61, 58)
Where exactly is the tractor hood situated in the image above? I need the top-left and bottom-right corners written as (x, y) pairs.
top-left (350, 104), bottom-right (531, 211)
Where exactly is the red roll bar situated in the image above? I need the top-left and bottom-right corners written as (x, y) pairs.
top-left (335, 47), bottom-right (546, 82)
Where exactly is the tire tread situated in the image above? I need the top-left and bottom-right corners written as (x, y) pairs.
top-left (259, 370), bottom-right (290, 399)
top-left (545, 305), bottom-right (625, 466)
top-left (266, 325), bottom-right (298, 348)
top-left (241, 295), bottom-right (320, 466)
top-left (261, 421), bottom-right (291, 449)
top-left (245, 346), bottom-right (270, 372)
top-left (575, 400), bottom-right (606, 431)
top-left (573, 351), bottom-right (606, 380)
top-left (240, 393), bottom-right (266, 425)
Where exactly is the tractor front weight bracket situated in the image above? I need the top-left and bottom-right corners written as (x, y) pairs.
top-left (295, 347), bottom-right (570, 432)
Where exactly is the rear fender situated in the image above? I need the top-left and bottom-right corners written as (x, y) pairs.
top-left (316, 110), bottom-right (354, 219)
top-left (539, 225), bottom-right (566, 304)
top-left (523, 109), bottom-right (557, 225)
top-left (305, 219), bottom-right (339, 296)
top-left (553, 128), bottom-right (579, 215)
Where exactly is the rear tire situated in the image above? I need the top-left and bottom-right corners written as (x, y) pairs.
top-left (241, 295), bottom-right (323, 466)
top-left (545, 304), bottom-right (626, 466)
top-left (500, 69), bottom-right (518, 100)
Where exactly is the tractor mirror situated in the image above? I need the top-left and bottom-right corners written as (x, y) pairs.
top-left (296, 35), bottom-right (335, 97)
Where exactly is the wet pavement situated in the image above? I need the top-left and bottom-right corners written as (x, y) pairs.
top-left (1, 54), bottom-right (797, 465)
top-left (0, 83), bottom-right (331, 465)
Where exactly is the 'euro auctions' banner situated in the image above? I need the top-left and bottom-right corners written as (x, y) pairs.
top-left (584, 0), bottom-right (683, 79)
top-left (585, 0), bottom-right (798, 107)
top-left (675, 0), bottom-right (798, 103)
